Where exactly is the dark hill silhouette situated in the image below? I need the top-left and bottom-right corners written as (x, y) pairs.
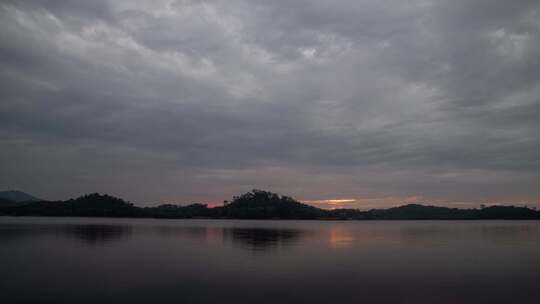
top-left (1, 190), bottom-right (539, 220)
top-left (0, 197), bottom-right (18, 207)
top-left (366, 204), bottom-right (474, 220)
top-left (362, 204), bottom-right (540, 220)
top-left (3, 193), bottom-right (144, 217)
top-left (220, 189), bottom-right (325, 219)
top-left (145, 203), bottom-right (211, 218)
top-left (0, 190), bottom-right (40, 203)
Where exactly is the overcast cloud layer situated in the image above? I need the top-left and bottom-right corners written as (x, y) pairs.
top-left (1, 0), bottom-right (539, 208)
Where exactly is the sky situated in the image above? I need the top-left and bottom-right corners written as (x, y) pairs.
top-left (1, 0), bottom-right (539, 209)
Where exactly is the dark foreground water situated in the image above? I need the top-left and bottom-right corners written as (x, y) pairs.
top-left (1, 218), bottom-right (539, 304)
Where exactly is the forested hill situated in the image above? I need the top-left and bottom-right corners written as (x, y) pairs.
top-left (0, 190), bottom-right (40, 205)
top-left (0, 190), bottom-right (539, 220)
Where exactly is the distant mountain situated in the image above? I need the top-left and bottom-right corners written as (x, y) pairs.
top-left (0, 190), bottom-right (40, 203)
top-left (1, 190), bottom-right (539, 220)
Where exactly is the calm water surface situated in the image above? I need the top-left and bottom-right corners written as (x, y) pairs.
top-left (1, 217), bottom-right (539, 304)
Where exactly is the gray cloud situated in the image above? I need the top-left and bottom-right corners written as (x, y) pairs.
top-left (1, 0), bottom-right (539, 207)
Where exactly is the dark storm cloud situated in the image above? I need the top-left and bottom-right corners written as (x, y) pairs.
top-left (1, 0), bottom-right (539, 206)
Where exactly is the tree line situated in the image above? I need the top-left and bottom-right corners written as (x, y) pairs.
top-left (1, 190), bottom-right (539, 220)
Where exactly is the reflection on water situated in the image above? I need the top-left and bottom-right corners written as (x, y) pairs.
top-left (0, 222), bottom-right (307, 252)
top-left (1, 218), bottom-right (540, 304)
top-left (153, 225), bottom-right (308, 253)
top-left (1, 220), bottom-right (538, 251)
top-left (224, 228), bottom-right (306, 253)
top-left (329, 226), bottom-right (355, 248)
top-left (0, 224), bottom-right (32, 242)
top-left (0, 223), bottom-right (132, 245)
top-left (154, 225), bottom-right (208, 239)
top-left (60, 224), bottom-right (132, 245)
top-left (397, 222), bottom-right (540, 246)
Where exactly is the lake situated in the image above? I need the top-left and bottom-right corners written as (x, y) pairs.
top-left (1, 217), bottom-right (539, 304)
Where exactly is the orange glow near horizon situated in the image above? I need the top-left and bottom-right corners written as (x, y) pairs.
top-left (298, 195), bottom-right (534, 210)
top-left (167, 195), bottom-right (540, 210)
